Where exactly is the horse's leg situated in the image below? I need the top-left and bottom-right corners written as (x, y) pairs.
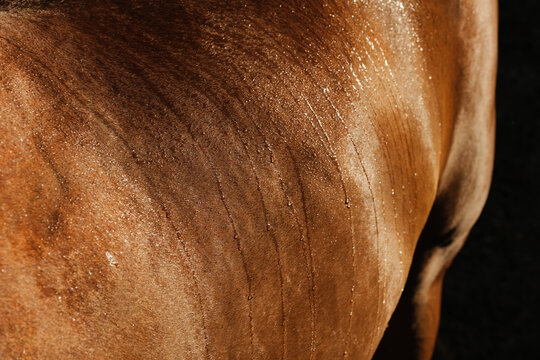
top-left (373, 1), bottom-right (497, 358)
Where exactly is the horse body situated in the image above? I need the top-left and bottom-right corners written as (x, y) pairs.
top-left (0, 1), bottom-right (496, 359)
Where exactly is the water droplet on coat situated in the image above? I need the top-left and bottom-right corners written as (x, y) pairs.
top-left (106, 251), bottom-right (118, 267)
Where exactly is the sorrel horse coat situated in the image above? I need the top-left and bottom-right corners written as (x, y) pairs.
top-left (0, 1), bottom-right (497, 359)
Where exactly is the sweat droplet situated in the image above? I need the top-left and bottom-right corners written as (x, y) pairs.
top-left (270, 156), bottom-right (275, 163)
top-left (287, 200), bottom-right (292, 207)
top-left (106, 251), bottom-right (118, 267)
top-left (234, 233), bottom-right (239, 239)
top-left (266, 224), bottom-right (272, 231)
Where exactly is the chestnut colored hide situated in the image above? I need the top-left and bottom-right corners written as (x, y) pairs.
top-left (0, 1), bottom-right (497, 359)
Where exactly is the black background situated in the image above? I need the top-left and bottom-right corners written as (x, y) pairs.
top-left (433, 1), bottom-right (539, 359)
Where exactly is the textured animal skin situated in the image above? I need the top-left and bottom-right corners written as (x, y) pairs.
top-left (0, 1), bottom-right (497, 359)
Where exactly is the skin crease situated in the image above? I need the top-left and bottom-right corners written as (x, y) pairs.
top-left (0, 1), bottom-right (496, 359)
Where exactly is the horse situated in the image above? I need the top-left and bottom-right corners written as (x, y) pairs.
top-left (0, 1), bottom-right (497, 359)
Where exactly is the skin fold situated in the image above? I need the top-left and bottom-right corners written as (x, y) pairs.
top-left (0, 1), bottom-right (497, 359)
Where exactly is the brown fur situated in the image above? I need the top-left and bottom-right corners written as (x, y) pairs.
top-left (0, 1), bottom-right (497, 359)
top-left (0, 0), bottom-right (63, 9)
